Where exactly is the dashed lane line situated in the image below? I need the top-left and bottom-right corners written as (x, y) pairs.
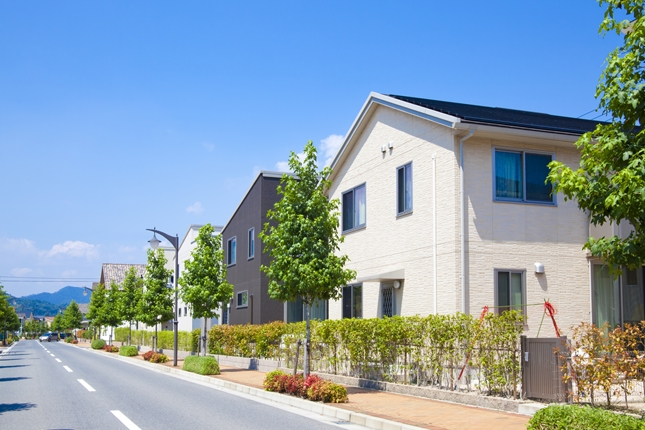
top-left (111, 410), bottom-right (142, 430)
top-left (77, 379), bottom-right (96, 392)
top-left (64, 366), bottom-right (73, 372)
top-left (55, 358), bottom-right (61, 363)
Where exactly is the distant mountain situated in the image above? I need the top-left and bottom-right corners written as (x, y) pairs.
top-left (10, 297), bottom-right (66, 317)
top-left (20, 286), bottom-right (90, 305)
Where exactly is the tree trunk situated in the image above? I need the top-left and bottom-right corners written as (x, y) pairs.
top-left (202, 317), bottom-right (207, 357)
top-left (128, 322), bottom-right (132, 346)
top-left (155, 324), bottom-right (158, 351)
top-left (304, 302), bottom-right (311, 378)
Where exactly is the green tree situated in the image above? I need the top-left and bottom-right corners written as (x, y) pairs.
top-left (0, 284), bottom-right (19, 344)
top-left (51, 313), bottom-right (65, 332)
top-left (548, 1), bottom-right (645, 272)
top-left (259, 141), bottom-right (356, 376)
top-left (104, 282), bottom-right (124, 344)
top-left (139, 248), bottom-right (173, 350)
top-left (179, 223), bottom-right (233, 356)
top-left (120, 267), bottom-right (143, 345)
top-left (87, 283), bottom-right (108, 340)
top-left (63, 300), bottom-right (83, 333)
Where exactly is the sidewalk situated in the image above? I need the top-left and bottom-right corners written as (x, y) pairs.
top-left (74, 342), bottom-right (531, 430)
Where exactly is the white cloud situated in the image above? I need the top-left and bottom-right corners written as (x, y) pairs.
top-left (10, 267), bottom-right (32, 276)
top-left (202, 142), bottom-right (214, 152)
top-left (61, 269), bottom-right (77, 277)
top-left (275, 152), bottom-right (305, 173)
top-left (118, 246), bottom-right (136, 253)
top-left (186, 201), bottom-right (204, 214)
top-left (40, 241), bottom-right (99, 260)
top-left (321, 134), bottom-right (344, 166)
top-left (1, 238), bottom-right (37, 254)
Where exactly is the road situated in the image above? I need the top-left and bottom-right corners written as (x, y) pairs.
top-left (0, 340), bottom-right (351, 429)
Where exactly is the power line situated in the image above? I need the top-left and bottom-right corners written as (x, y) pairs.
top-left (0, 276), bottom-right (96, 280)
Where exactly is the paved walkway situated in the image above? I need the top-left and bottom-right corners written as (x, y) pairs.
top-left (74, 341), bottom-right (530, 430)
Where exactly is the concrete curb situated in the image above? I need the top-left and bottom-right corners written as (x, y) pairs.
top-left (72, 344), bottom-right (424, 430)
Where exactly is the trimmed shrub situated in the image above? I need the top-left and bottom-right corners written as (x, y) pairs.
top-left (72, 340), bottom-right (78, 344)
top-left (119, 346), bottom-right (138, 357)
top-left (103, 344), bottom-right (118, 353)
top-left (142, 351), bottom-right (155, 361)
top-left (183, 356), bottom-right (220, 375)
top-left (91, 339), bottom-right (106, 350)
top-left (150, 353), bottom-right (168, 363)
top-left (527, 405), bottom-right (645, 430)
top-left (307, 380), bottom-right (348, 403)
top-left (264, 370), bottom-right (287, 392)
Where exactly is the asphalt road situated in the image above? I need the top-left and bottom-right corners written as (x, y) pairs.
top-left (0, 340), bottom-right (350, 429)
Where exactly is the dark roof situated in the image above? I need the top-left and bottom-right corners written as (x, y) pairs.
top-left (388, 95), bottom-right (605, 135)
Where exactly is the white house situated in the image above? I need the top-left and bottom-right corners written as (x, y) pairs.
top-left (326, 92), bottom-right (626, 336)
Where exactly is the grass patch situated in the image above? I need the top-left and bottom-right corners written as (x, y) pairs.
top-left (527, 405), bottom-right (645, 430)
top-left (183, 355), bottom-right (220, 375)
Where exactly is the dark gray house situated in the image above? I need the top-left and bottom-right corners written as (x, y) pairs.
top-left (222, 171), bottom-right (289, 325)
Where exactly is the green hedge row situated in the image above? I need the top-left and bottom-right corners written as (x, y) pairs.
top-left (114, 328), bottom-right (200, 352)
top-left (183, 356), bottom-right (220, 375)
top-left (527, 405), bottom-right (645, 430)
top-left (208, 312), bottom-right (524, 396)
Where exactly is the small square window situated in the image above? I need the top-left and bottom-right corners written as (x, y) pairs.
top-left (397, 163), bottom-right (413, 215)
top-left (342, 184), bottom-right (366, 232)
top-left (227, 237), bottom-right (237, 266)
top-left (236, 291), bottom-right (248, 308)
top-left (342, 284), bottom-right (362, 318)
top-left (248, 228), bottom-right (255, 260)
top-left (495, 270), bottom-right (525, 314)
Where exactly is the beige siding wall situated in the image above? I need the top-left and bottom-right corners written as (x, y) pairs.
top-left (464, 137), bottom-right (590, 336)
top-left (328, 105), bottom-right (460, 319)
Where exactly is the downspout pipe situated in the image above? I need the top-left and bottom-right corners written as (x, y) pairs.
top-left (460, 129), bottom-right (475, 314)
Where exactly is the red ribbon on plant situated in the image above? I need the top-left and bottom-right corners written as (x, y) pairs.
top-left (544, 300), bottom-right (561, 337)
top-left (457, 305), bottom-right (489, 382)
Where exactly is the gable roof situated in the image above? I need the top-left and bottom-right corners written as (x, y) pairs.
top-left (99, 263), bottom-right (146, 287)
top-left (388, 95), bottom-right (604, 135)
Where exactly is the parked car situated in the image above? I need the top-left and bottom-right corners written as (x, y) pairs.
top-left (39, 332), bottom-right (59, 342)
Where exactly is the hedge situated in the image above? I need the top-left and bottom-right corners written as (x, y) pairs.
top-left (208, 312), bottom-right (524, 396)
top-left (183, 356), bottom-right (220, 375)
top-left (527, 405), bottom-right (645, 430)
top-left (91, 339), bottom-right (106, 350)
top-left (114, 328), bottom-right (200, 353)
top-left (119, 346), bottom-right (138, 357)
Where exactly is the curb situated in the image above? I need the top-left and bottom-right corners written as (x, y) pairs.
top-left (73, 344), bottom-right (424, 430)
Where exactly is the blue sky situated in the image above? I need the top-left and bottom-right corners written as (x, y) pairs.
top-left (0, 1), bottom-right (623, 296)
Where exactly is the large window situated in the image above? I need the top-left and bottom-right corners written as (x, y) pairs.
top-left (495, 270), bottom-right (524, 314)
top-left (397, 163), bottom-right (413, 215)
top-left (494, 149), bottom-right (554, 204)
top-left (248, 228), bottom-right (255, 260)
top-left (342, 284), bottom-right (362, 318)
top-left (227, 237), bottom-right (236, 266)
top-left (342, 184), bottom-right (366, 232)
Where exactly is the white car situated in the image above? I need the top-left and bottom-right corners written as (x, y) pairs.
top-left (39, 332), bottom-right (59, 342)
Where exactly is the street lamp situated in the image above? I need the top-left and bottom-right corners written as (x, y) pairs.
top-left (82, 286), bottom-right (94, 296)
top-left (147, 227), bottom-right (180, 367)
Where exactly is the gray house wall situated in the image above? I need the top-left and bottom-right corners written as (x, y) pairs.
top-left (224, 173), bottom-right (285, 325)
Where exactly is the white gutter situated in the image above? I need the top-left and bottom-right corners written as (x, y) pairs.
top-left (432, 153), bottom-right (437, 315)
top-left (460, 129), bottom-right (475, 314)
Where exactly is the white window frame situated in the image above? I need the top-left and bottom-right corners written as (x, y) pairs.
top-left (396, 162), bottom-right (413, 216)
top-left (227, 236), bottom-right (237, 266)
top-left (236, 290), bottom-right (248, 309)
top-left (494, 269), bottom-right (526, 315)
top-left (248, 228), bottom-right (255, 260)
top-left (342, 183), bottom-right (367, 233)
top-left (492, 147), bottom-right (556, 205)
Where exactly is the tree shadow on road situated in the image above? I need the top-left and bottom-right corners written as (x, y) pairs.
top-left (0, 365), bottom-right (30, 369)
top-left (0, 403), bottom-right (36, 415)
top-left (0, 358), bottom-right (39, 361)
top-left (0, 377), bottom-right (31, 382)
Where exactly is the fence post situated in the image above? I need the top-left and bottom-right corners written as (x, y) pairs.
top-left (520, 335), bottom-right (527, 400)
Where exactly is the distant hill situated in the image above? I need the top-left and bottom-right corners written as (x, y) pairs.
top-left (10, 297), bottom-right (67, 317)
top-left (20, 286), bottom-right (90, 306)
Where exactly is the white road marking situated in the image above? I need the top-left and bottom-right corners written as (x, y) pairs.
top-left (111, 410), bottom-right (141, 430)
top-left (64, 366), bottom-right (73, 372)
top-left (55, 358), bottom-right (61, 363)
top-left (50, 354), bottom-right (55, 357)
top-left (77, 379), bottom-right (96, 392)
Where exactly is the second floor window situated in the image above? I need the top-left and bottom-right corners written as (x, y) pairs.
top-left (248, 228), bottom-right (254, 259)
top-left (342, 184), bottom-right (366, 232)
top-left (227, 237), bottom-right (236, 266)
top-left (494, 149), bottom-right (554, 204)
top-left (397, 163), bottom-right (412, 215)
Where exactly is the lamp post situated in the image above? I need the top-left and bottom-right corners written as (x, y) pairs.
top-left (82, 286), bottom-right (94, 296)
top-left (147, 227), bottom-right (179, 367)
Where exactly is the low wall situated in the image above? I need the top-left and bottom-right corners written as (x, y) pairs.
top-left (209, 354), bottom-right (529, 413)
